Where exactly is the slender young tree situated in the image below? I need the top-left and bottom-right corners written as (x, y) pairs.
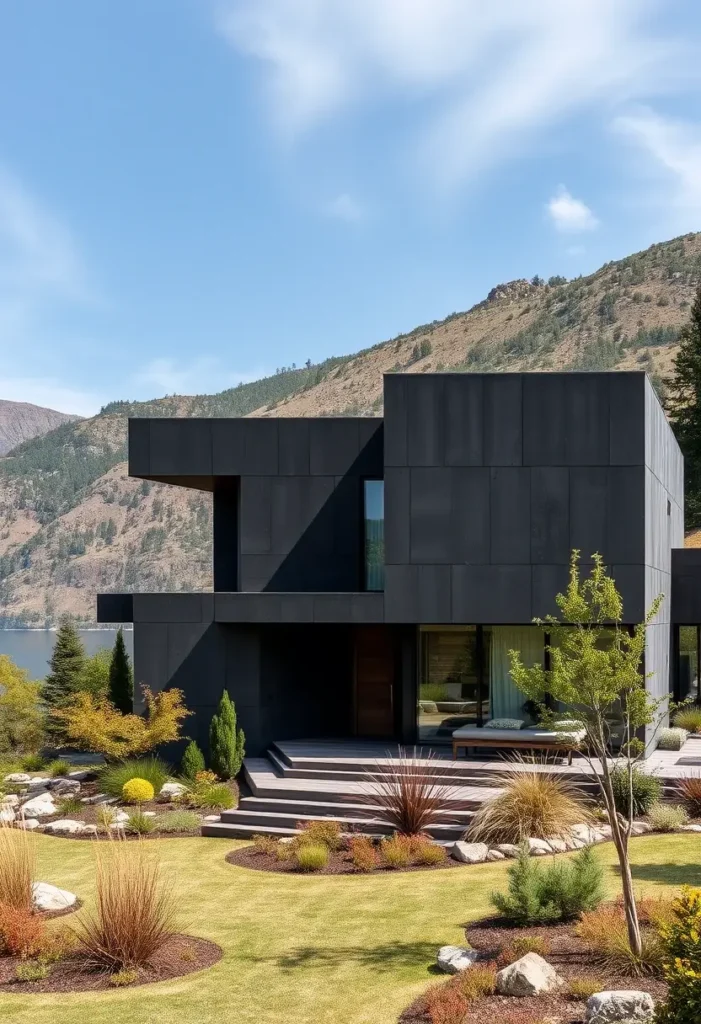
top-left (108, 627), bottom-right (134, 714)
top-left (209, 691), bottom-right (245, 780)
top-left (43, 617), bottom-right (86, 710)
top-left (665, 282), bottom-right (701, 528)
top-left (508, 550), bottom-right (664, 960)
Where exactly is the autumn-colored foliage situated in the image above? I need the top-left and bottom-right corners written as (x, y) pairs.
top-left (51, 686), bottom-right (191, 759)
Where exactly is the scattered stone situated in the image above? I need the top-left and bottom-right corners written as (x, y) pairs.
top-left (679, 824), bottom-right (701, 833)
top-left (32, 881), bottom-right (77, 913)
top-left (630, 821), bottom-right (652, 835)
top-left (3, 772), bottom-right (31, 784)
top-left (17, 819), bottom-right (41, 831)
top-left (585, 989), bottom-right (655, 1023)
top-left (486, 849), bottom-right (506, 861)
top-left (81, 824), bottom-right (98, 836)
top-left (436, 945), bottom-right (481, 974)
top-left (158, 781), bottom-right (188, 802)
top-left (27, 777), bottom-right (51, 791)
top-left (81, 793), bottom-right (116, 805)
top-left (203, 814), bottom-right (220, 822)
top-left (571, 824), bottom-right (598, 844)
top-left (112, 810), bottom-right (130, 823)
top-left (1, 794), bottom-right (19, 808)
top-left (451, 841), bottom-right (489, 864)
top-left (49, 778), bottom-right (81, 796)
top-left (68, 770), bottom-right (91, 781)
top-left (527, 838), bottom-right (552, 856)
top-left (109, 822), bottom-right (126, 831)
top-left (0, 808), bottom-right (15, 823)
top-left (495, 843), bottom-right (521, 858)
top-left (143, 811), bottom-right (157, 817)
top-left (21, 794), bottom-right (57, 817)
top-left (496, 953), bottom-right (564, 997)
top-left (43, 819), bottom-right (89, 835)
top-left (597, 825), bottom-right (613, 839)
top-left (547, 838), bottom-right (568, 853)
top-left (569, 838), bottom-right (586, 850)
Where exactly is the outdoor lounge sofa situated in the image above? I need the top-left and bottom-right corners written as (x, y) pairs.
top-left (451, 724), bottom-right (587, 764)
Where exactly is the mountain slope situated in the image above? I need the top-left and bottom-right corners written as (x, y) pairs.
top-left (1, 231), bottom-right (699, 625)
top-left (0, 400), bottom-right (79, 456)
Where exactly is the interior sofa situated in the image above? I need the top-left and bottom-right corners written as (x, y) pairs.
top-left (451, 724), bottom-right (587, 764)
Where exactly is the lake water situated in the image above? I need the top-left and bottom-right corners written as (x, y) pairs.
top-left (0, 629), bottom-right (134, 680)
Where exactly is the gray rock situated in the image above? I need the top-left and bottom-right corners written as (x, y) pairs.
top-left (27, 777), bottom-right (51, 791)
top-left (158, 781), bottom-right (188, 802)
top-left (17, 819), bottom-right (41, 831)
top-left (451, 841), bottom-right (489, 864)
top-left (571, 824), bottom-right (598, 844)
top-left (112, 810), bottom-right (130, 823)
top-left (81, 793), bottom-right (117, 805)
top-left (43, 818), bottom-right (88, 835)
top-left (585, 990), bottom-right (655, 1023)
top-left (1, 794), bottom-right (19, 808)
top-left (547, 838), bottom-right (568, 853)
top-left (496, 952), bottom-right (563, 997)
top-left (203, 814), bottom-right (220, 822)
top-left (495, 843), bottom-right (521, 858)
top-left (3, 772), bottom-right (31, 784)
top-left (527, 838), bottom-right (552, 856)
top-left (486, 849), bottom-right (506, 861)
top-left (630, 821), bottom-right (652, 835)
top-left (0, 808), bottom-right (15, 823)
top-left (21, 794), bottom-right (57, 817)
top-left (68, 770), bottom-right (91, 781)
top-left (143, 811), bottom-right (157, 817)
top-left (49, 778), bottom-right (81, 796)
top-left (679, 824), bottom-right (701, 833)
top-left (32, 881), bottom-right (77, 913)
top-left (436, 946), bottom-right (481, 974)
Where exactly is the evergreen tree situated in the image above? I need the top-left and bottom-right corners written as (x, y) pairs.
top-left (108, 627), bottom-right (133, 714)
top-left (43, 617), bottom-right (86, 711)
top-left (209, 691), bottom-right (245, 781)
top-left (665, 282), bottom-right (701, 527)
top-left (181, 739), bottom-right (206, 780)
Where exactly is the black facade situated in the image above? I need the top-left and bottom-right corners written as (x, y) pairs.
top-left (98, 372), bottom-right (688, 756)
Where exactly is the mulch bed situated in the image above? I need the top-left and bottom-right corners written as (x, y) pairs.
top-left (226, 845), bottom-right (465, 875)
top-left (0, 934), bottom-right (222, 993)
top-left (399, 917), bottom-right (668, 1024)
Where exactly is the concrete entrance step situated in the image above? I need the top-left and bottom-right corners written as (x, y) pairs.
top-left (202, 814), bottom-right (467, 841)
top-left (238, 795), bottom-right (476, 824)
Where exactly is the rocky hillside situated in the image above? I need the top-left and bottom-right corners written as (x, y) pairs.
top-left (0, 400), bottom-right (79, 456)
top-left (1, 231), bottom-right (700, 625)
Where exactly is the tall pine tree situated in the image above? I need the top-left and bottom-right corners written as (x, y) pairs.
top-left (665, 282), bottom-right (701, 528)
top-left (43, 618), bottom-right (86, 710)
top-left (108, 627), bottom-right (133, 714)
top-left (209, 691), bottom-right (245, 780)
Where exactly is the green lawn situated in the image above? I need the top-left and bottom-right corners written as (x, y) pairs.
top-left (0, 834), bottom-right (699, 1024)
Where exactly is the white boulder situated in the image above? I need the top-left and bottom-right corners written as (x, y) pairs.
top-left (547, 838), bottom-right (568, 853)
top-left (27, 777), bottom-right (51, 791)
top-left (49, 778), bottom-right (81, 796)
top-left (436, 945), bottom-right (481, 974)
top-left (527, 838), bottom-right (552, 856)
top-left (3, 772), bottom-right (31, 784)
top-left (495, 843), bottom-right (521, 858)
top-left (630, 821), bottom-right (652, 835)
top-left (680, 824), bottom-right (701, 833)
top-left (0, 807), bottom-right (15, 823)
top-left (1, 794), bottom-right (19, 808)
top-left (81, 792), bottom-right (115, 805)
top-left (43, 819), bottom-right (88, 835)
top-left (158, 781), bottom-right (188, 803)
top-left (486, 849), bottom-right (506, 861)
top-left (17, 819), bottom-right (41, 831)
top-left (451, 841), bottom-right (489, 864)
top-left (496, 953), bottom-right (563, 997)
top-left (32, 881), bottom-right (77, 913)
top-left (112, 810), bottom-right (130, 823)
top-left (585, 990), bottom-right (655, 1023)
top-left (21, 794), bottom-right (57, 817)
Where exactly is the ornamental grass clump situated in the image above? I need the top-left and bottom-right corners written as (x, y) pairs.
top-left (491, 843), bottom-right (604, 925)
top-left (677, 774), bottom-right (701, 817)
top-left (294, 843), bottom-right (328, 872)
top-left (673, 705), bottom-right (701, 735)
top-left (576, 901), bottom-right (665, 976)
top-left (126, 810), bottom-right (155, 835)
top-left (469, 763), bottom-right (589, 845)
top-left (156, 811), bottom-right (201, 834)
top-left (658, 727), bottom-right (689, 751)
top-left (0, 823), bottom-right (34, 912)
top-left (363, 747), bottom-right (463, 836)
top-left (73, 839), bottom-right (176, 971)
top-left (100, 758), bottom-right (170, 799)
top-left (47, 758), bottom-right (71, 777)
top-left (380, 834), bottom-right (413, 869)
top-left (122, 777), bottom-right (155, 805)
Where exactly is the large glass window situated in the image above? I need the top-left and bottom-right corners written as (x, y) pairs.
top-left (679, 626), bottom-right (700, 703)
top-left (363, 480), bottom-right (384, 591)
top-left (419, 627), bottom-right (485, 742)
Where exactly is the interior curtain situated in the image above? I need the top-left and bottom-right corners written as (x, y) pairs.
top-left (490, 626), bottom-right (544, 721)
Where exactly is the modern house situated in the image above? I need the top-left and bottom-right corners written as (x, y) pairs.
top-left (98, 371), bottom-right (701, 759)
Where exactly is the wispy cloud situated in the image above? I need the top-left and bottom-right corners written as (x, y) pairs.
top-left (546, 186), bottom-right (598, 233)
top-left (133, 357), bottom-right (266, 397)
top-left (323, 192), bottom-right (364, 223)
top-left (216, 0), bottom-right (682, 189)
top-left (0, 376), bottom-right (104, 417)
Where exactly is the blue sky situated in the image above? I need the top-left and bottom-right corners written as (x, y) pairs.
top-left (1, 0), bottom-right (701, 416)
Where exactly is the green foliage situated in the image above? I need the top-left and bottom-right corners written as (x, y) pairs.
top-left (296, 819), bottom-right (343, 851)
top-left (99, 757), bottom-right (170, 799)
top-left (47, 758), bottom-right (71, 777)
top-left (19, 752), bottom-right (46, 771)
top-left (665, 283), bottom-right (701, 528)
top-left (658, 728), bottom-right (689, 751)
top-left (610, 765), bottom-right (663, 817)
top-left (57, 796), bottom-right (84, 815)
top-left (15, 960), bottom-right (50, 982)
top-left (180, 740), bottom-right (206, 780)
top-left (490, 844), bottom-right (605, 925)
top-left (43, 618), bottom-right (86, 711)
top-left (122, 778), bottom-right (155, 804)
top-left (155, 810), bottom-right (201, 833)
top-left (109, 968), bottom-right (139, 987)
top-left (108, 628), bottom-right (133, 714)
top-left (294, 844), bottom-right (329, 872)
top-left (657, 888), bottom-right (701, 1024)
top-left (126, 809), bottom-right (155, 835)
top-left (77, 648), bottom-right (112, 698)
top-left (0, 656), bottom-right (45, 757)
top-left (648, 802), bottom-right (689, 832)
top-left (209, 691), bottom-right (245, 781)
top-left (190, 783), bottom-right (235, 810)
top-left (674, 706), bottom-right (701, 734)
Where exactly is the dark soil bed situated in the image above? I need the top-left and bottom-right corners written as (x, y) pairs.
top-left (226, 845), bottom-right (465, 875)
top-left (0, 934), bottom-right (222, 993)
top-left (399, 918), bottom-right (667, 1024)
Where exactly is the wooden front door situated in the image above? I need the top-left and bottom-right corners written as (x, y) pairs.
top-left (354, 627), bottom-right (395, 737)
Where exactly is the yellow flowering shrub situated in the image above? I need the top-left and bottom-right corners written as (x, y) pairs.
top-left (121, 778), bottom-right (154, 805)
top-left (657, 887), bottom-right (701, 1024)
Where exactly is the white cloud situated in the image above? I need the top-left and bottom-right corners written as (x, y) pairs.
top-left (216, 0), bottom-right (682, 188)
top-left (0, 377), bottom-right (104, 417)
top-left (547, 186), bottom-right (598, 233)
top-left (323, 193), bottom-right (363, 222)
top-left (133, 357), bottom-right (266, 397)
top-left (613, 108), bottom-right (701, 222)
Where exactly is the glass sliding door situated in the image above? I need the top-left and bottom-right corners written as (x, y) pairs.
top-left (418, 627), bottom-right (486, 742)
top-left (679, 626), bottom-right (700, 703)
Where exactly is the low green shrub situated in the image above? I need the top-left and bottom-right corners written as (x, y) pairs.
top-left (109, 968), bottom-right (140, 987)
top-left (657, 888), bottom-right (701, 1024)
top-left (610, 765), bottom-right (662, 817)
top-left (100, 758), bottom-right (170, 799)
top-left (127, 810), bottom-right (155, 835)
top-left (46, 759), bottom-right (71, 777)
top-left (180, 741), bottom-right (206, 781)
top-left (15, 960), bottom-right (50, 982)
top-left (252, 833), bottom-right (280, 856)
top-left (673, 706), bottom-right (701, 735)
top-left (567, 977), bottom-right (602, 1001)
top-left (648, 802), bottom-right (689, 832)
top-left (348, 836), bottom-right (379, 872)
top-left (156, 811), bottom-right (201, 834)
top-left (491, 843), bottom-right (604, 925)
top-left (19, 753), bottom-right (46, 773)
top-left (190, 784), bottom-right (235, 810)
top-left (296, 819), bottom-right (343, 851)
top-left (122, 778), bottom-right (155, 805)
top-left (658, 728), bottom-right (689, 751)
top-left (381, 835), bottom-right (413, 869)
top-left (57, 796), bottom-right (83, 815)
top-left (294, 843), bottom-right (328, 872)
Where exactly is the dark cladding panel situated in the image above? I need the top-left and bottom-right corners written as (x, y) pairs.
top-left (444, 375), bottom-right (483, 466)
top-left (417, 565), bottom-right (451, 623)
top-left (452, 565), bottom-right (532, 623)
top-left (211, 420), bottom-right (246, 475)
top-left (384, 565), bottom-right (419, 622)
top-left (607, 465), bottom-right (645, 564)
top-left (406, 375), bottom-right (444, 467)
top-left (242, 419), bottom-right (279, 475)
top-left (239, 476), bottom-right (272, 554)
top-left (133, 622), bottom-right (169, 700)
top-left (483, 376), bottom-right (523, 466)
top-left (532, 564), bottom-right (570, 619)
top-left (213, 477), bottom-right (239, 591)
top-left (309, 419), bottom-right (360, 475)
top-left (530, 467), bottom-right (569, 564)
top-left (128, 420), bottom-right (151, 477)
top-left (672, 550), bottom-right (701, 623)
top-left (610, 564), bottom-right (645, 623)
top-left (96, 593), bottom-right (133, 623)
top-left (610, 374), bottom-right (645, 465)
top-left (149, 419), bottom-right (212, 476)
top-left (451, 467), bottom-right (490, 563)
top-left (278, 419), bottom-right (310, 476)
top-left (383, 374), bottom-right (408, 467)
top-left (132, 593), bottom-right (213, 623)
top-left (384, 467), bottom-right (410, 564)
top-left (564, 375), bottom-right (610, 465)
top-left (569, 467), bottom-right (608, 557)
top-left (410, 467), bottom-right (451, 563)
top-left (490, 467), bottom-right (531, 564)
top-left (523, 375), bottom-right (566, 466)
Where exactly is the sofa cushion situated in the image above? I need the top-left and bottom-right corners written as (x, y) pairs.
top-left (452, 725), bottom-right (586, 744)
top-left (484, 718), bottom-right (524, 730)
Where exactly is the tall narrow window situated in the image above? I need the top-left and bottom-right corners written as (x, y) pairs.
top-left (364, 480), bottom-right (384, 591)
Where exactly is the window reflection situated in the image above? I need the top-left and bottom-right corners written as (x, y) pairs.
top-left (364, 480), bottom-right (384, 591)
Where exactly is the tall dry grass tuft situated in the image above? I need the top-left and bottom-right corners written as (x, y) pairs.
top-left (73, 837), bottom-right (176, 970)
top-left (468, 760), bottom-right (590, 845)
top-left (363, 747), bottom-right (464, 836)
top-left (0, 823), bottom-right (35, 912)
